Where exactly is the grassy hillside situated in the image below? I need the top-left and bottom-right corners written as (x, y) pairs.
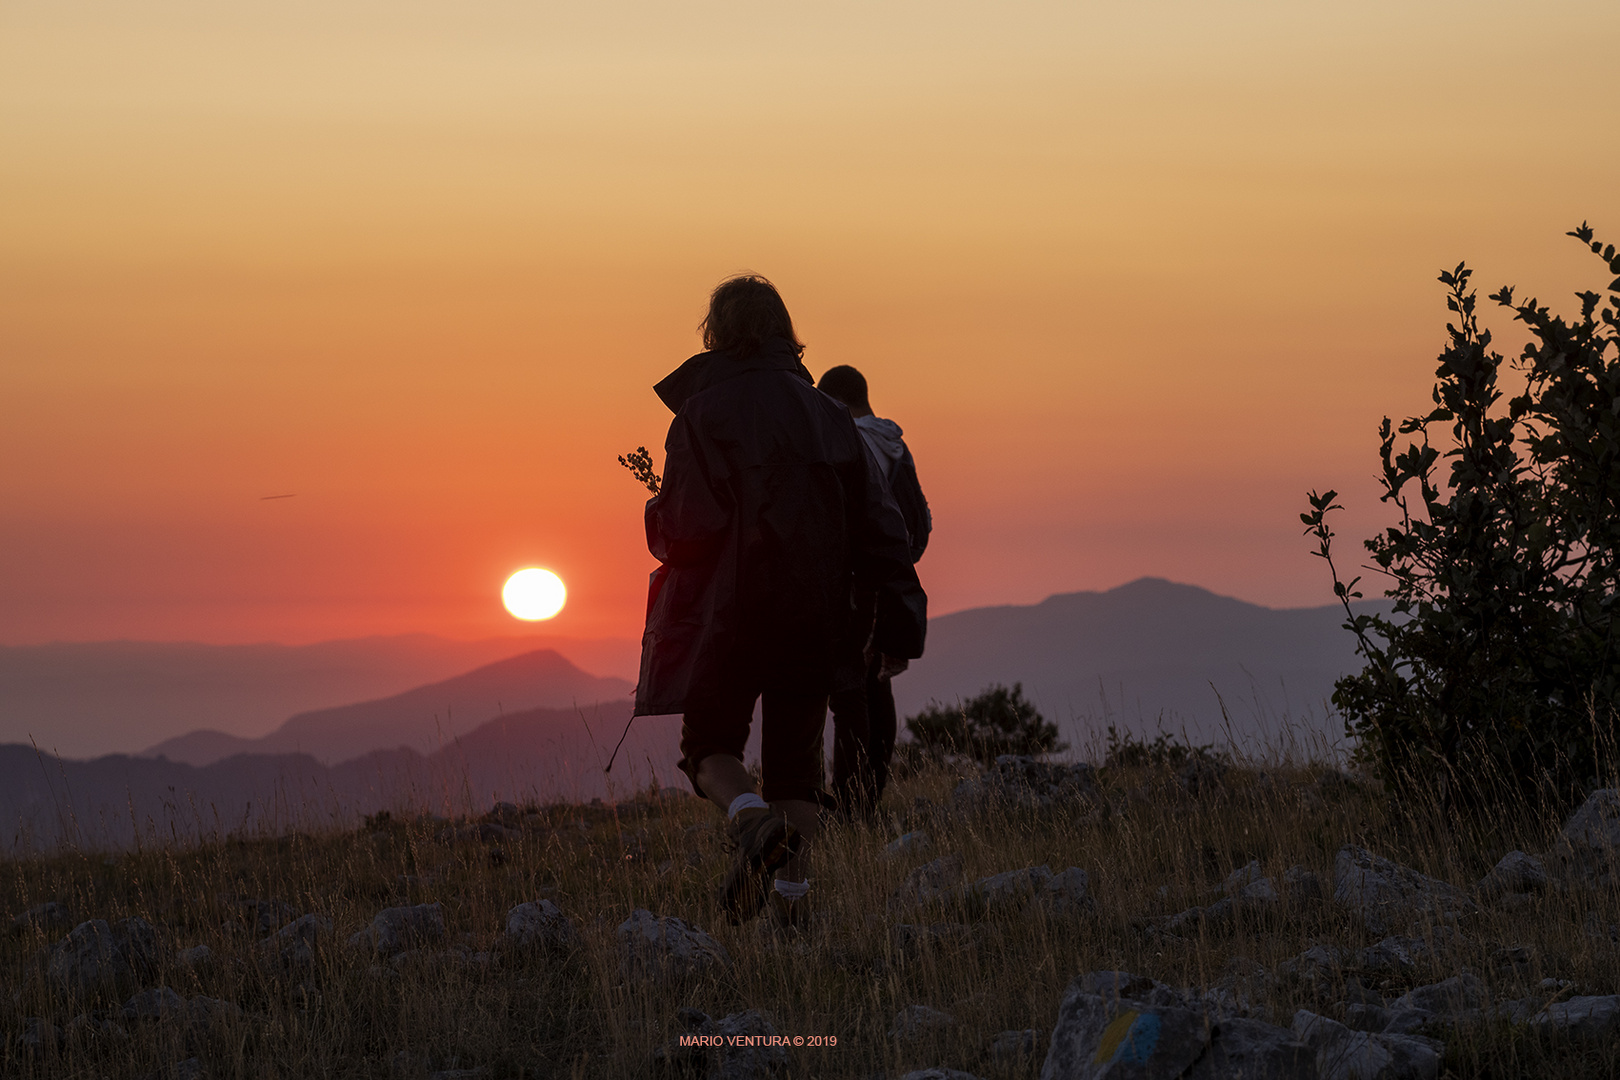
top-left (3, 750), bottom-right (1618, 1079)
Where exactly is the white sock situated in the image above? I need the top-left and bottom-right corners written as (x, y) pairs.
top-left (726, 793), bottom-right (770, 820)
top-left (773, 878), bottom-right (810, 900)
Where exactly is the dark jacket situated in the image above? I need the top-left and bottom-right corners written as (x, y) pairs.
top-left (634, 339), bottom-right (926, 716)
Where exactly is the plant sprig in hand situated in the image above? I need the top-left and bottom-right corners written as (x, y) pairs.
top-left (618, 446), bottom-right (661, 494)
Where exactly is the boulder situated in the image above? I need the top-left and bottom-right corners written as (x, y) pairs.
top-left (47, 917), bottom-right (162, 998)
top-left (1344, 1003), bottom-right (1434, 1036)
top-left (11, 901), bottom-right (73, 936)
top-left (1531, 995), bottom-right (1620, 1039)
top-left (1044, 867), bottom-right (1095, 915)
top-left (1292, 1010), bottom-right (1442, 1080)
top-left (955, 756), bottom-right (1097, 811)
top-left (503, 899), bottom-right (580, 953)
top-left (185, 996), bottom-right (244, 1029)
top-left (910, 863), bottom-right (1094, 916)
top-left (122, 986), bottom-right (186, 1022)
top-left (1186, 1017), bottom-right (1314, 1079)
top-left (1277, 944), bottom-right (1345, 983)
top-left (1333, 847), bottom-right (1476, 935)
top-left (217, 895), bottom-right (297, 935)
top-left (260, 914), bottom-right (333, 966)
top-left (1490, 944), bottom-right (1535, 977)
top-left (969, 865), bottom-right (1055, 908)
top-left (1351, 928), bottom-right (1458, 974)
top-left (890, 1004), bottom-right (955, 1041)
top-left (990, 1029), bottom-right (1040, 1065)
top-left (1560, 789), bottom-right (1620, 850)
top-left (175, 944), bottom-right (213, 969)
top-left (1353, 937), bottom-right (1420, 973)
top-left (1390, 974), bottom-right (1485, 1019)
top-left (1475, 851), bottom-right (1547, 903)
top-left (885, 831), bottom-right (934, 859)
top-left (1198, 957), bottom-right (1275, 1020)
top-left (1079, 970), bottom-right (1173, 1004)
top-left (1284, 865), bottom-right (1327, 905)
top-left (1039, 985), bottom-right (1213, 1078)
top-left (351, 903), bottom-right (444, 956)
top-left (1042, 972), bottom-right (1312, 1078)
top-left (1342, 1004), bottom-right (1394, 1033)
top-left (892, 855), bottom-right (965, 909)
top-left (1236, 877), bottom-right (1279, 904)
top-left (617, 909), bottom-right (729, 979)
top-left (1165, 879), bottom-right (1278, 935)
top-left (1222, 860), bottom-right (1265, 892)
top-left (655, 1008), bottom-right (787, 1080)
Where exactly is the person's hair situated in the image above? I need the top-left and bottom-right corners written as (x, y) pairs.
top-left (817, 365), bottom-right (870, 412)
top-left (699, 275), bottom-right (805, 359)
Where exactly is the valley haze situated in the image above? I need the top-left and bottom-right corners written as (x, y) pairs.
top-left (0, 579), bottom-right (1380, 852)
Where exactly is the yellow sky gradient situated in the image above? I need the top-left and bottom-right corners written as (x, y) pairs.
top-left (3, 1), bottom-right (1617, 645)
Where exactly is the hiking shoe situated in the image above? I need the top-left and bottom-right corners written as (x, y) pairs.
top-left (718, 809), bottom-right (800, 924)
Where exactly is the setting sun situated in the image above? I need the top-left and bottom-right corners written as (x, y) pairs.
top-left (502, 568), bottom-right (567, 622)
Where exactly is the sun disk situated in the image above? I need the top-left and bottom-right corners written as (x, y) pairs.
top-left (502, 568), bottom-right (567, 621)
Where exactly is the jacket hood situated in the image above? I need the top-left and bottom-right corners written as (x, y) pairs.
top-left (653, 337), bottom-right (812, 414)
top-left (854, 414), bottom-right (906, 471)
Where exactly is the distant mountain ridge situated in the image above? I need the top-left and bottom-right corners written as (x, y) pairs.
top-left (895, 577), bottom-right (1380, 754)
top-left (2, 699), bottom-right (674, 852)
top-left (143, 649), bottom-right (634, 766)
top-left (0, 633), bottom-right (640, 759)
top-left (0, 577), bottom-right (1386, 851)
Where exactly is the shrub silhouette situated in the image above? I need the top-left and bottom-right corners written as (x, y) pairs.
top-left (903, 682), bottom-right (1065, 763)
top-left (1304, 223), bottom-right (1620, 804)
top-left (1102, 725), bottom-right (1228, 770)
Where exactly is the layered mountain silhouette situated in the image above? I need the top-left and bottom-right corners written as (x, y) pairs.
top-left (2, 700), bottom-right (672, 852)
top-left (0, 633), bottom-right (640, 759)
top-left (1, 578), bottom-right (1379, 850)
top-left (142, 650), bottom-right (634, 766)
top-left (894, 577), bottom-right (1377, 753)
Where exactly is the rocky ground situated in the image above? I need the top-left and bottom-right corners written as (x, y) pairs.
top-left (4, 755), bottom-right (1620, 1078)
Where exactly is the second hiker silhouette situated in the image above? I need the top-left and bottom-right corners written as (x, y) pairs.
top-left (817, 364), bottom-right (931, 819)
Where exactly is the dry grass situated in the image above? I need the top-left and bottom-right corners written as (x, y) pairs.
top-left (3, 752), bottom-right (1619, 1079)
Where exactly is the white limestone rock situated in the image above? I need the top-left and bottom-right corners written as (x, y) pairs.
top-left (616, 909), bottom-right (730, 980)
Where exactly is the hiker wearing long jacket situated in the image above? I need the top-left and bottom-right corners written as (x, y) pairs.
top-left (635, 275), bottom-right (926, 927)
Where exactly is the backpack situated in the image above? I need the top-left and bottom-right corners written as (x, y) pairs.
top-left (889, 447), bottom-right (931, 563)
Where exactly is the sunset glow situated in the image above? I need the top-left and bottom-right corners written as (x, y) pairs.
top-left (2, 2), bottom-right (1616, 646)
top-left (502, 568), bottom-right (567, 622)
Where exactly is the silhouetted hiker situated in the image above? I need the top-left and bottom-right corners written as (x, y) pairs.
top-left (816, 365), bottom-right (932, 819)
top-left (635, 276), bottom-right (926, 928)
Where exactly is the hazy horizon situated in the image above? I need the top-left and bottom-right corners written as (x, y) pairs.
top-left (0, 573), bottom-right (1355, 649)
top-left (1, 577), bottom-right (1381, 764)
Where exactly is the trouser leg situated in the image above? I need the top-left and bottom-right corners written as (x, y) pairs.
top-left (868, 657), bottom-right (898, 803)
top-left (678, 687), bottom-right (757, 806)
top-left (828, 684), bottom-right (871, 813)
top-left (760, 691), bottom-right (827, 881)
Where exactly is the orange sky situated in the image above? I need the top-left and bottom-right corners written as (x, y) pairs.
top-left (3, 1), bottom-right (1617, 646)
